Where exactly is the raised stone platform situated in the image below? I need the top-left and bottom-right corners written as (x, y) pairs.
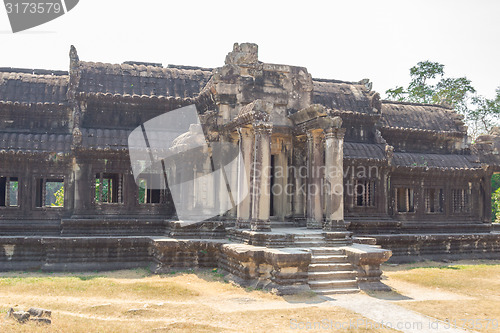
top-left (373, 233), bottom-right (500, 263)
top-left (0, 235), bottom-right (391, 295)
top-left (228, 227), bottom-right (353, 248)
top-left (0, 236), bottom-right (152, 271)
top-left (61, 218), bottom-right (168, 236)
top-left (346, 216), bottom-right (492, 235)
top-left (0, 220), bottom-right (61, 237)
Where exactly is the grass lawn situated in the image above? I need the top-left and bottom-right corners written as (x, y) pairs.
top-left (0, 268), bottom-right (393, 333)
top-left (2, 261), bottom-right (497, 332)
top-left (383, 260), bottom-right (500, 333)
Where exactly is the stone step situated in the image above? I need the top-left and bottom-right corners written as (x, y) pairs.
top-left (308, 263), bottom-right (354, 272)
top-left (295, 239), bottom-right (324, 245)
top-left (308, 279), bottom-right (358, 290)
top-left (296, 232), bottom-right (323, 235)
top-left (308, 271), bottom-right (357, 280)
top-left (309, 248), bottom-right (344, 255)
top-left (295, 235), bottom-right (324, 241)
top-left (270, 222), bottom-right (295, 228)
top-left (294, 242), bottom-right (327, 248)
top-left (352, 237), bottom-right (377, 245)
top-left (312, 288), bottom-right (360, 295)
top-left (310, 255), bottom-right (348, 264)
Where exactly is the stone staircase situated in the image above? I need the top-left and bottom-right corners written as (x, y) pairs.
top-left (308, 248), bottom-right (359, 295)
top-left (294, 233), bottom-right (325, 247)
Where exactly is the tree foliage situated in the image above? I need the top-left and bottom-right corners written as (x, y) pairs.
top-left (387, 62), bottom-right (500, 222)
top-left (53, 186), bottom-right (64, 207)
top-left (470, 88), bottom-right (500, 138)
top-left (385, 60), bottom-right (499, 137)
top-left (493, 174), bottom-right (500, 223)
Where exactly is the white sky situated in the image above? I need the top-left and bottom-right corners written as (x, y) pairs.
top-left (1, 0), bottom-right (499, 99)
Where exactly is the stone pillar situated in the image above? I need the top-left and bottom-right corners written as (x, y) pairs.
top-left (251, 122), bottom-right (272, 231)
top-left (217, 134), bottom-right (232, 217)
top-left (293, 137), bottom-right (306, 220)
top-left (72, 157), bottom-right (90, 216)
top-left (306, 129), bottom-right (324, 229)
top-left (478, 175), bottom-right (491, 223)
top-left (228, 132), bottom-right (240, 219)
top-left (274, 150), bottom-right (288, 220)
top-left (285, 141), bottom-right (294, 218)
top-left (236, 127), bottom-right (254, 228)
top-left (324, 128), bottom-right (346, 230)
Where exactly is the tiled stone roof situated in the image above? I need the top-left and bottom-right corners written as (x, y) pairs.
top-left (380, 100), bottom-right (466, 134)
top-left (77, 61), bottom-right (212, 98)
top-left (343, 142), bottom-right (387, 160)
top-left (393, 152), bottom-right (481, 170)
top-left (312, 79), bottom-right (376, 114)
top-left (81, 128), bottom-right (129, 151)
top-left (0, 68), bottom-right (69, 104)
top-left (0, 132), bottom-right (71, 153)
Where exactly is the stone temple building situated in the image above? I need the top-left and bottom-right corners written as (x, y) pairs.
top-left (1, 43), bottom-right (499, 294)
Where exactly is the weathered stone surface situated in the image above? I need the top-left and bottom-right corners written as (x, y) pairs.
top-left (12, 311), bottom-right (30, 323)
top-left (219, 243), bottom-right (311, 295)
top-left (1, 42), bottom-right (500, 295)
top-left (341, 244), bottom-right (392, 291)
top-left (374, 233), bottom-right (500, 263)
top-left (150, 238), bottom-right (221, 272)
top-left (28, 307), bottom-right (51, 318)
top-left (6, 307), bottom-right (52, 324)
top-left (29, 317), bottom-right (51, 324)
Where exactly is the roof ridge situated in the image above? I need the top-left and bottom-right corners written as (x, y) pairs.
top-left (167, 64), bottom-right (214, 72)
top-left (394, 151), bottom-right (475, 157)
top-left (0, 67), bottom-right (68, 76)
top-left (79, 60), bottom-right (213, 74)
top-left (381, 99), bottom-right (452, 110)
top-left (312, 78), bottom-right (359, 85)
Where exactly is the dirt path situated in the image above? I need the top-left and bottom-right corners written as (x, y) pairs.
top-left (382, 279), bottom-right (474, 302)
top-left (0, 268), bottom-right (488, 332)
top-left (328, 293), bottom-right (475, 333)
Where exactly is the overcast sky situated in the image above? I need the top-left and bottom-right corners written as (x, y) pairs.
top-left (1, 0), bottom-right (499, 99)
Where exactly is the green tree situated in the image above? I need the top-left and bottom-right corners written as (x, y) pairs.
top-left (385, 60), bottom-right (500, 136)
top-left (95, 178), bottom-right (111, 202)
top-left (52, 186), bottom-right (64, 207)
top-left (386, 61), bottom-right (475, 105)
top-left (470, 88), bottom-right (500, 137)
top-left (493, 174), bottom-right (500, 223)
top-left (387, 61), bottom-right (500, 221)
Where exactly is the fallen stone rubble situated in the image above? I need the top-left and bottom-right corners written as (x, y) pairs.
top-left (5, 307), bottom-right (52, 325)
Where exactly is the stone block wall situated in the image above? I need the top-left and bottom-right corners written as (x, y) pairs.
top-left (219, 244), bottom-right (311, 294)
top-left (374, 233), bottom-right (500, 263)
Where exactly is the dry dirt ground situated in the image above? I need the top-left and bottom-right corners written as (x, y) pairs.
top-left (0, 260), bottom-right (498, 332)
top-left (0, 268), bottom-right (395, 333)
top-left (381, 260), bottom-right (500, 333)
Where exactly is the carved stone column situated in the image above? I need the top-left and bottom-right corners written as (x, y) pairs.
top-left (251, 122), bottom-right (272, 231)
top-left (228, 132), bottom-right (240, 219)
top-left (236, 127), bottom-right (254, 228)
top-left (306, 129), bottom-right (324, 229)
top-left (274, 148), bottom-right (288, 220)
top-left (216, 132), bottom-right (232, 218)
top-left (72, 157), bottom-right (91, 216)
top-left (293, 137), bottom-right (307, 221)
top-left (324, 128), bottom-right (346, 230)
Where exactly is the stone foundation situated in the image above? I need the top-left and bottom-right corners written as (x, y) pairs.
top-left (3, 232), bottom-right (500, 293)
top-left (0, 237), bottom-right (151, 271)
top-left (150, 238), bottom-right (222, 270)
top-left (374, 233), bottom-right (500, 263)
top-left (0, 235), bottom-right (390, 295)
top-left (341, 243), bottom-right (392, 291)
top-left (61, 218), bottom-right (168, 236)
top-left (219, 244), bottom-right (312, 294)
